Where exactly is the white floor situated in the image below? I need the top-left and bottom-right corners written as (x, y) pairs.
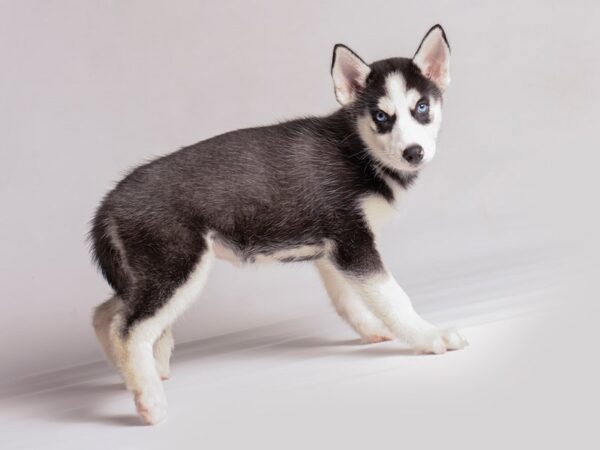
top-left (1, 265), bottom-right (597, 450)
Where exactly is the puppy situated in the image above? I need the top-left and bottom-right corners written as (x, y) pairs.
top-left (91, 25), bottom-right (466, 425)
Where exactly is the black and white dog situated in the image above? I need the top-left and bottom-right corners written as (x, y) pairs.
top-left (91, 25), bottom-right (467, 425)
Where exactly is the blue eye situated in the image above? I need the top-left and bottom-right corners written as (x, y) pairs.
top-left (416, 101), bottom-right (429, 114)
top-left (374, 110), bottom-right (389, 123)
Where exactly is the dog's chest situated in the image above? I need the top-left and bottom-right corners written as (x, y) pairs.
top-left (360, 179), bottom-right (402, 233)
top-left (360, 195), bottom-right (397, 233)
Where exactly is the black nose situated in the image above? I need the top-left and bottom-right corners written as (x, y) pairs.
top-left (402, 145), bottom-right (424, 165)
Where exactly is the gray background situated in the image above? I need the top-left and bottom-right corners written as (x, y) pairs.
top-left (0, 0), bottom-right (597, 385)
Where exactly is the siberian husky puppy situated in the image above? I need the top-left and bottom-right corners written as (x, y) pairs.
top-left (91, 25), bottom-right (467, 425)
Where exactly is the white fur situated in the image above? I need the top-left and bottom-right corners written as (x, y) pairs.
top-left (316, 259), bottom-right (392, 342)
top-left (93, 299), bottom-right (177, 379)
top-left (357, 73), bottom-right (443, 172)
top-left (153, 327), bottom-right (174, 380)
top-left (360, 175), bottom-right (404, 235)
top-left (360, 193), bottom-right (395, 234)
top-left (212, 238), bottom-right (244, 266)
top-left (92, 295), bottom-right (123, 367)
top-left (108, 244), bottom-right (214, 425)
top-left (346, 270), bottom-right (468, 354)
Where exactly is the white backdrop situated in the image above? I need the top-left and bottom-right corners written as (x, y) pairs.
top-left (0, 0), bottom-right (597, 380)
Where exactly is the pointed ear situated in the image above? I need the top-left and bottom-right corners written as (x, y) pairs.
top-left (331, 44), bottom-right (371, 105)
top-left (413, 25), bottom-right (451, 91)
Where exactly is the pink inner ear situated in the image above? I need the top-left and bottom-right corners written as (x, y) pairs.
top-left (340, 55), bottom-right (368, 87)
top-left (424, 56), bottom-right (445, 81)
top-left (414, 31), bottom-right (450, 90)
top-left (346, 65), bottom-right (367, 92)
top-left (333, 48), bottom-right (370, 104)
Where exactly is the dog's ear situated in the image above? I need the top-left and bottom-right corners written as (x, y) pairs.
top-left (331, 44), bottom-right (371, 105)
top-left (413, 25), bottom-right (451, 91)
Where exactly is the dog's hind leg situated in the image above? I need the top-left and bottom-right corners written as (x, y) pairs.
top-left (153, 327), bottom-right (174, 380)
top-left (316, 260), bottom-right (393, 343)
top-left (110, 247), bottom-right (214, 425)
top-left (92, 295), bottom-right (123, 366)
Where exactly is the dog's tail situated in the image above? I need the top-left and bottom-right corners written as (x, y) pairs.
top-left (88, 200), bottom-right (130, 296)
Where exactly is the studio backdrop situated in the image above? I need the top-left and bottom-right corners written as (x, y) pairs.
top-left (0, 0), bottom-right (596, 381)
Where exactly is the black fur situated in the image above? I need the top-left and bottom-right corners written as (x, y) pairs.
top-left (90, 52), bottom-right (441, 332)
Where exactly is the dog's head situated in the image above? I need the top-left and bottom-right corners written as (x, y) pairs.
top-left (331, 25), bottom-right (450, 172)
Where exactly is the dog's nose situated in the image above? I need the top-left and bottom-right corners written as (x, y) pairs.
top-left (402, 145), bottom-right (424, 164)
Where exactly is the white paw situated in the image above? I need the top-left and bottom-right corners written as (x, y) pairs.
top-left (413, 327), bottom-right (468, 354)
top-left (133, 383), bottom-right (168, 425)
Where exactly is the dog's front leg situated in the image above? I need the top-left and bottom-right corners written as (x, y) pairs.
top-left (350, 270), bottom-right (467, 353)
top-left (331, 235), bottom-right (467, 354)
